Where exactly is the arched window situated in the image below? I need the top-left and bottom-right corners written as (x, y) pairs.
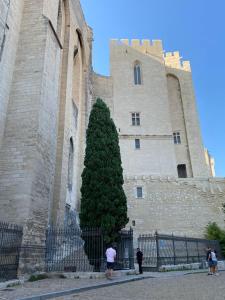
top-left (67, 138), bottom-right (74, 191)
top-left (134, 62), bottom-right (142, 85)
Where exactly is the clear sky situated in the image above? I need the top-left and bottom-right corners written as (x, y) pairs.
top-left (80, 0), bottom-right (225, 177)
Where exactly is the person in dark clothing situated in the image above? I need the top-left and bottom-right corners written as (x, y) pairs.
top-left (136, 248), bottom-right (143, 274)
top-left (206, 247), bottom-right (212, 275)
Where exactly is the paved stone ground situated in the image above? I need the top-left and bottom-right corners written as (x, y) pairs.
top-left (0, 271), bottom-right (223, 300)
top-left (0, 277), bottom-right (105, 300)
top-left (57, 272), bottom-right (224, 300)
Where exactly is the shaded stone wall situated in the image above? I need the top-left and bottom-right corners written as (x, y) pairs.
top-left (0, 0), bottom-right (93, 273)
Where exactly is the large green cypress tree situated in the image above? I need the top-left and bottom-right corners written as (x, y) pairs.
top-left (80, 98), bottom-right (128, 242)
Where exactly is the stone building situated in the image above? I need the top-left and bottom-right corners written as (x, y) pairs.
top-left (0, 0), bottom-right (93, 271)
top-left (0, 0), bottom-right (225, 270)
top-left (93, 39), bottom-right (225, 240)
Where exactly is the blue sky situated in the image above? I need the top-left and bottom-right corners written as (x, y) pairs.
top-left (80, 0), bottom-right (225, 177)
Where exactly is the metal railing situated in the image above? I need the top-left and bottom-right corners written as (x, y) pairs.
top-left (45, 226), bottom-right (134, 272)
top-left (138, 231), bottom-right (221, 271)
top-left (0, 222), bottom-right (23, 281)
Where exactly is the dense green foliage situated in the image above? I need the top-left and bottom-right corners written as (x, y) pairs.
top-left (205, 222), bottom-right (225, 256)
top-left (80, 98), bottom-right (128, 243)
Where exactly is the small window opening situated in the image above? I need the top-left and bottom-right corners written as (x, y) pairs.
top-left (136, 186), bottom-right (143, 198)
top-left (134, 63), bottom-right (142, 85)
top-left (135, 139), bottom-right (140, 149)
top-left (173, 132), bottom-right (181, 144)
top-left (177, 164), bottom-right (187, 178)
top-left (131, 112), bottom-right (140, 126)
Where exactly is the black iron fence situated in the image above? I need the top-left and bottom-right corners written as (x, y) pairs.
top-left (138, 232), bottom-right (221, 271)
top-left (45, 226), bottom-right (134, 272)
top-left (0, 222), bottom-right (23, 281)
top-left (0, 221), bottom-right (223, 280)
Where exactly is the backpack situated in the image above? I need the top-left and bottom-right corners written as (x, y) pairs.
top-left (211, 251), bottom-right (217, 262)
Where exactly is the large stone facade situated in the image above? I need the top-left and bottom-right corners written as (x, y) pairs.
top-left (0, 0), bottom-right (224, 271)
top-left (93, 39), bottom-right (225, 240)
top-left (0, 0), bottom-right (92, 272)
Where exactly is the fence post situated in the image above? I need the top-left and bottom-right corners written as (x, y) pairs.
top-left (100, 228), bottom-right (105, 272)
top-left (172, 233), bottom-right (176, 265)
top-left (129, 227), bottom-right (134, 269)
top-left (155, 231), bottom-right (160, 270)
top-left (196, 241), bottom-right (200, 262)
top-left (185, 236), bottom-right (189, 264)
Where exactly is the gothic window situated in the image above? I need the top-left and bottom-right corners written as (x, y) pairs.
top-left (134, 62), bottom-right (142, 85)
top-left (131, 112), bottom-right (140, 126)
top-left (135, 139), bottom-right (140, 149)
top-left (136, 186), bottom-right (143, 198)
top-left (177, 164), bottom-right (187, 178)
top-left (72, 101), bottom-right (78, 128)
top-left (67, 137), bottom-right (74, 191)
top-left (173, 132), bottom-right (181, 144)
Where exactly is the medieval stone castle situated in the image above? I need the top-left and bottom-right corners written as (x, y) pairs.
top-left (0, 0), bottom-right (225, 250)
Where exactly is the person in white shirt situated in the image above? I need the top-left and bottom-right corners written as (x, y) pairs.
top-left (211, 249), bottom-right (219, 275)
top-left (105, 245), bottom-right (116, 279)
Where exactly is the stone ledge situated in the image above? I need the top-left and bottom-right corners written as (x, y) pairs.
top-left (47, 269), bottom-right (136, 279)
top-left (0, 279), bottom-right (24, 290)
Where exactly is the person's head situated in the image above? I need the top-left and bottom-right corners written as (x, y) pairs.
top-left (207, 246), bottom-right (211, 251)
top-left (112, 242), bottom-right (117, 249)
top-left (137, 248), bottom-right (140, 251)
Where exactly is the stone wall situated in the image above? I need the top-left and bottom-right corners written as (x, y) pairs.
top-left (110, 39), bottom-right (178, 177)
top-left (0, 0), bottom-right (24, 149)
top-left (125, 176), bottom-right (225, 242)
top-left (50, 0), bottom-right (93, 223)
top-left (166, 66), bottom-right (210, 177)
top-left (167, 74), bottom-right (193, 177)
top-left (92, 72), bottom-right (113, 114)
top-left (0, 0), bottom-right (93, 273)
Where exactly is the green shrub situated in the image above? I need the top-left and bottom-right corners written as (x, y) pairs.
top-left (205, 222), bottom-right (225, 257)
top-left (28, 273), bottom-right (48, 282)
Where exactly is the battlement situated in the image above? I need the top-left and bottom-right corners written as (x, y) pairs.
top-left (164, 51), bottom-right (191, 72)
top-left (110, 39), bottom-right (164, 58)
top-left (110, 39), bottom-right (191, 71)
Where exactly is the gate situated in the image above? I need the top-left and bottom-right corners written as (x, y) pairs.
top-left (114, 228), bottom-right (134, 270)
top-left (0, 222), bottom-right (23, 281)
top-left (138, 234), bottom-right (157, 270)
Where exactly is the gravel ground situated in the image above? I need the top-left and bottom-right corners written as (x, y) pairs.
top-left (57, 272), bottom-right (224, 300)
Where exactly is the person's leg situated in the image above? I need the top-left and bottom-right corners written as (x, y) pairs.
top-left (212, 263), bottom-right (216, 274)
top-left (138, 262), bottom-right (141, 274)
top-left (213, 262), bottom-right (219, 275)
top-left (105, 262), bottom-right (110, 278)
top-left (140, 262), bottom-right (143, 274)
top-left (209, 261), bottom-right (213, 275)
top-left (207, 262), bottom-right (211, 274)
top-left (105, 267), bottom-right (109, 278)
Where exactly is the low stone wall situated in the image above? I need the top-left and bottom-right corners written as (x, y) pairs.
top-left (159, 263), bottom-right (201, 272)
top-left (159, 260), bottom-right (225, 272)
